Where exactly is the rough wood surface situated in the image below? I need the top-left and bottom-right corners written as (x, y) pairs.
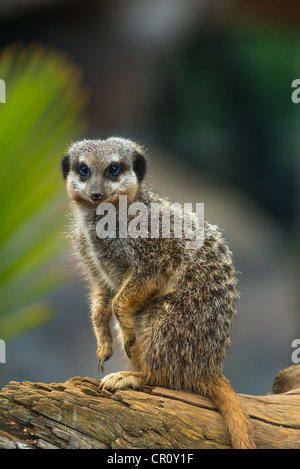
top-left (0, 366), bottom-right (300, 449)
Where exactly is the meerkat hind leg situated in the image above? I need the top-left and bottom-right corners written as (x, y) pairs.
top-left (100, 371), bottom-right (143, 391)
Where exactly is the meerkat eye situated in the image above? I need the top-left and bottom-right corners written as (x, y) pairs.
top-left (78, 164), bottom-right (90, 177)
top-left (106, 163), bottom-right (121, 178)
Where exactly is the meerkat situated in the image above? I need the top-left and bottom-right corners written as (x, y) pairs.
top-left (61, 137), bottom-right (255, 449)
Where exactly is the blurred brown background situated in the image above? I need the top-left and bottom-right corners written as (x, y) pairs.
top-left (0, 0), bottom-right (299, 395)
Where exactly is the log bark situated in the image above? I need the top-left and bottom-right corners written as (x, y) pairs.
top-left (0, 366), bottom-right (300, 449)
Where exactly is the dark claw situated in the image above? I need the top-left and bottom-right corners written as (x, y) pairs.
top-left (124, 342), bottom-right (132, 359)
top-left (98, 355), bottom-right (108, 373)
top-left (124, 336), bottom-right (136, 359)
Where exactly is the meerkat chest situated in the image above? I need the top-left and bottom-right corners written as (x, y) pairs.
top-left (94, 236), bottom-right (131, 290)
top-left (74, 214), bottom-right (131, 291)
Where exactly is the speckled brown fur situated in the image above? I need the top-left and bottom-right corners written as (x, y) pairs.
top-left (62, 137), bottom-right (255, 449)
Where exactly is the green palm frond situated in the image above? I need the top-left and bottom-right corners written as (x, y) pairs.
top-left (0, 43), bottom-right (88, 339)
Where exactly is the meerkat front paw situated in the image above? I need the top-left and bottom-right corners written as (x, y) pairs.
top-left (97, 340), bottom-right (113, 372)
top-left (100, 371), bottom-right (142, 391)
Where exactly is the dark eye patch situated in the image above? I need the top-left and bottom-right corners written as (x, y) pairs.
top-left (77, 163), bottom-right (90, 177)
top-left (105, 163), bottom-right (122, 179)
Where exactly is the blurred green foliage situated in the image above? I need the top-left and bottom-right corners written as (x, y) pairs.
top-left (0, 44), bottom-right (88, 340)
top-left (155, 25), bottom-right (298, 230)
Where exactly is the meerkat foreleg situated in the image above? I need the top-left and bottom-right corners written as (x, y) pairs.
top-left (112, 275), bottom-right (159, 358)
top-left (91, 284), bottom-right (114, 372)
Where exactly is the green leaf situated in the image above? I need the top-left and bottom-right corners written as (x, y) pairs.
top-left (0, 44), bottom-right (88, 339)
top-left (0, 302), bottom-right (53, 341)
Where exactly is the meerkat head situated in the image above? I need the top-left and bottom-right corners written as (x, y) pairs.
top-left (61, 137), bottom-right (147, 206)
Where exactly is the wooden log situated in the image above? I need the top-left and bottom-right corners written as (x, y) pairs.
top-left (0, 366), bottom-right (300, 449)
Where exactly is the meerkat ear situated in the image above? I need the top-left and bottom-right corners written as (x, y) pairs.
top-left (133, 152), bottom-right (146, 183)
top-left (61, 154), bottom-right (70, 180)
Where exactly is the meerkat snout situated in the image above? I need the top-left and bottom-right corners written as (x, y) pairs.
top-left (90, 192), bottom-right (104, 201)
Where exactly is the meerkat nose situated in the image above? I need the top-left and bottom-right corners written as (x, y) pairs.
top-left (90, 192), bottom-right (103, 201)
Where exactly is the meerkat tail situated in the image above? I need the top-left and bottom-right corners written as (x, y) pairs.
top-left (207, 376), bottom-right (255, 449)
